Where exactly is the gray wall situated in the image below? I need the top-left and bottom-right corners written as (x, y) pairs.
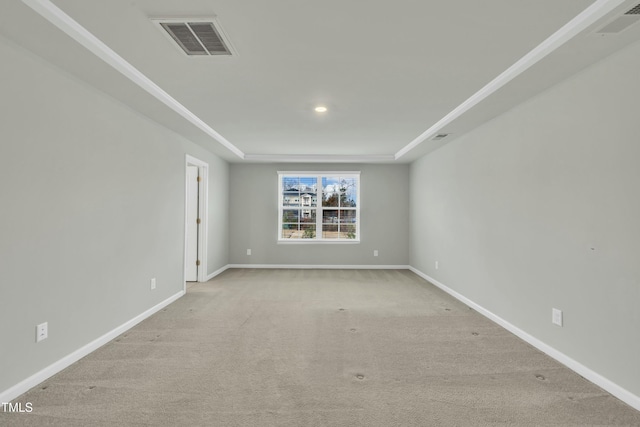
top-left (0, 36), bottom-right (228, 394)
top-left (410, 39), bottom-right (640, 396)
top-left (229, 163), bottom-right (409, 266)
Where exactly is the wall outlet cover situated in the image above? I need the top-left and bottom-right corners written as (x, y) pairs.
top-left (36, 322), bottom-right (48, 343)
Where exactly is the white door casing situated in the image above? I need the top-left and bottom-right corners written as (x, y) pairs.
top-left (184, 155), bottom-right (209, 287)
top-left (185, 165), bottom-right (199, 281)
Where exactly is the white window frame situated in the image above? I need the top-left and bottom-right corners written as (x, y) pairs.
top-left (278, 171), bottom-right (361, 244)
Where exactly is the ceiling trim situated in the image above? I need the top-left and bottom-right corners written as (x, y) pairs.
top-left (244, 154), bottom-right (396, 163)
top-left (394, 0), bottom-right (628, 160)
top-left (21, 0), bottom-right (245, 159)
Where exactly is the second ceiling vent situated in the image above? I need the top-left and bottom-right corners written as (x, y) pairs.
top-left (155, 19), bottom-right (234, 56)
top-left (430, 133), bottom-right (449, 141)
top-left (596, 3), bottom-right (640, 34)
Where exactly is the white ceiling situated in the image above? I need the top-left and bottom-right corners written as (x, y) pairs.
top-left (2, 0), bottom-right (640, 162)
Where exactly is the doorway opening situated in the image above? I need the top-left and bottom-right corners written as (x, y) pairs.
top-left (184, 155), bottom-right (208, 289)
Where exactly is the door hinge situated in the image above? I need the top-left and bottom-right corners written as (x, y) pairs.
top-left (196, 260), bottom-right (201, 266)
top-left (197, 176), bottom-right (202, 182)
top-left (196, 218), bottom-right (201, 225)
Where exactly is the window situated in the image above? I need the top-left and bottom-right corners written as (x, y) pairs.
top-left (278, 172), bottom-right (360, 242)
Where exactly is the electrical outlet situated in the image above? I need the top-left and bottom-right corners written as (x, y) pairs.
top-left (247, 249), bottom-right (251, 256)
top-left (373, 250), bottom-right (378, 257)
top-left (552, 308), bottom-right (563, 327)
top-left (36, 322), bottom-right (48, 343)
top-left (150, 278), bottom-right (156, 290)
top-left (435, 261), bottom-right (439, 270)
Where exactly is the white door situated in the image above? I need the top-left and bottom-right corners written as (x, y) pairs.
top-left (185, 165), bottom-right (199, 281)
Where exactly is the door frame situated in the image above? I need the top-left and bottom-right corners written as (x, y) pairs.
top-left (184, 154), bottom-right (209, 289)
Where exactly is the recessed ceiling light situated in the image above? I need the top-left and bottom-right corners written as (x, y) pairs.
top-left (314, 106), bottom-right (327, 113)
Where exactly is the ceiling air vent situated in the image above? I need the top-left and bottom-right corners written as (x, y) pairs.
top-left (596, 4), bottom-right (640, 34)
top-left (431, 133), bottom-right (449, 141)
top-left (154, 18), bottom-right (235, 56)
top-left (625, 4), bottom-right (640, 14)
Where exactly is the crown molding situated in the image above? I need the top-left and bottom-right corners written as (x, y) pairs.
top-left (243, 154), bottom-right (396, 163)
top-left (394, 0), bottom-right (627, 160)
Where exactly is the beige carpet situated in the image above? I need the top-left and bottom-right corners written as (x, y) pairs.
top-left (2, 269), bottom-right (639, 426)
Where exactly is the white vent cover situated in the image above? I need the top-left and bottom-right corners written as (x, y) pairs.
top-left (596, 3), bottom-right (640, 34)
top-left (625, 4), bottom-right (640, 14)
top-left (153, 18), bottom-right (235, 56)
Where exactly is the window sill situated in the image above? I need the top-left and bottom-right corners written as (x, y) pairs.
top-left (277, 239), bottom-right (360, 244)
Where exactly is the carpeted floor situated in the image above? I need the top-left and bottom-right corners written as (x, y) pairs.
top-left (2, 269), bottom-right (639, 426)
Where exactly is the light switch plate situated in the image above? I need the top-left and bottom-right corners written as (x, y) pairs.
top-left (552, 308), bottom-right (563, 327)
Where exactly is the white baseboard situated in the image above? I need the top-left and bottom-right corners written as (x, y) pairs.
top-left (205, 264), bottom-right (230, 281)
top-left (408, 266), bottom-right (640, 412)
top-left (0, 290), bottom-right (185, 404)
top-left (228, 264), bottom-right (410, 270)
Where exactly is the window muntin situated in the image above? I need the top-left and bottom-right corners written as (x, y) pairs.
top-left (278, 172), bottom-right (360, 242)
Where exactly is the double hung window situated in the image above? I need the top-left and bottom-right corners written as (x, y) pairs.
top-left (278, 172), bottom-right (360, 242)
